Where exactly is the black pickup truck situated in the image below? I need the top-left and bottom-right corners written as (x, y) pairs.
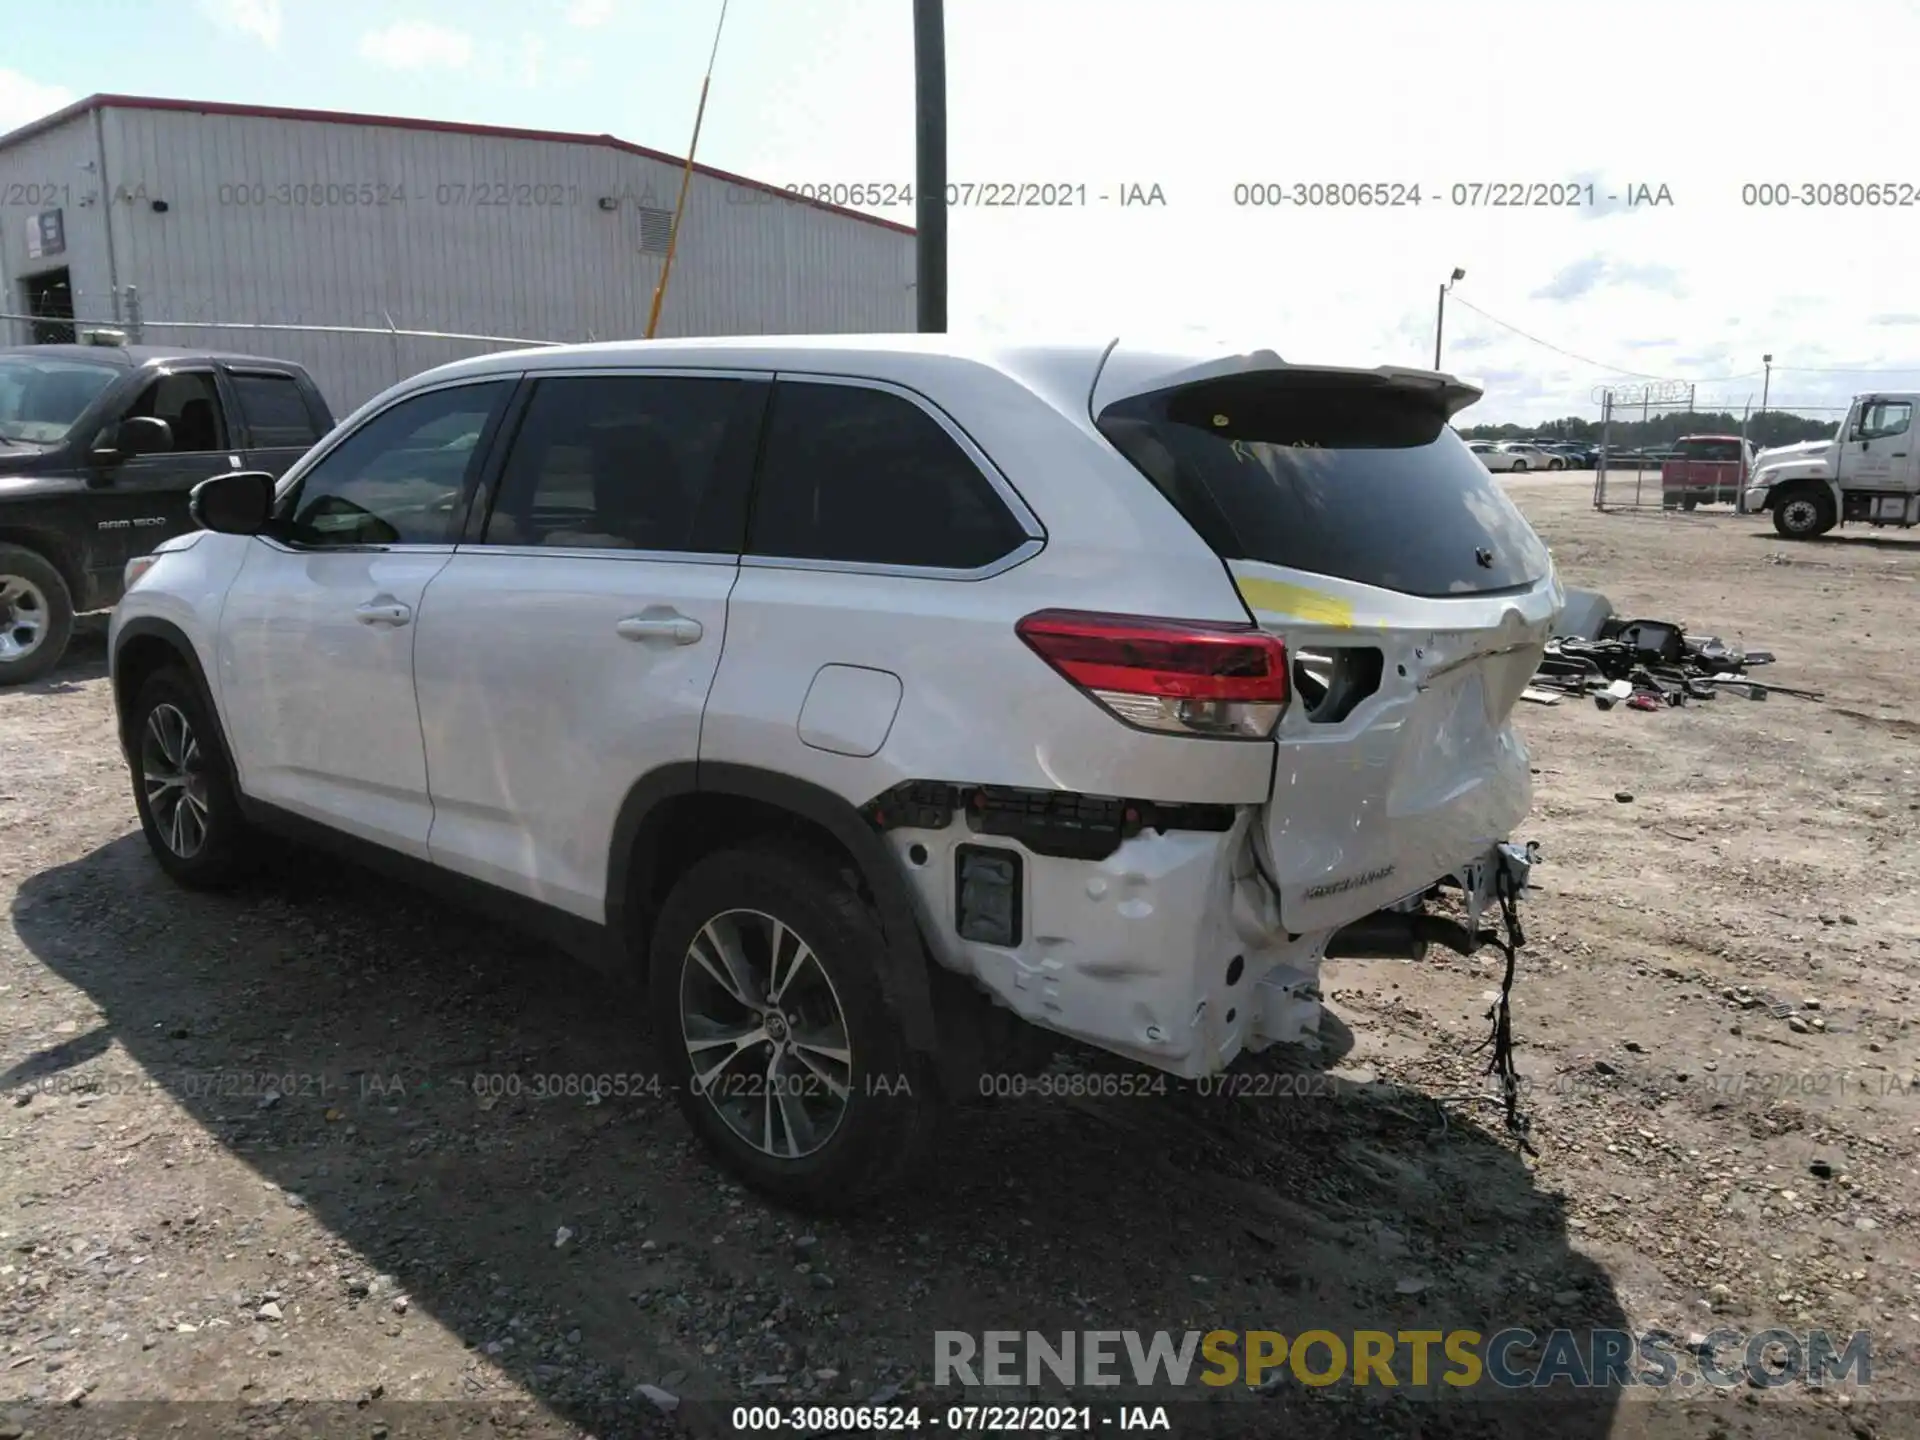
top-left (0, 342), bottom-right (334, 683)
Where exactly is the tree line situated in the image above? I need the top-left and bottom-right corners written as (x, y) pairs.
top-left (1458, 410), bottom-right (1840, 449)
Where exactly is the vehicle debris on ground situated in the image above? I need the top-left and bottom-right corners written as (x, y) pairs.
top-left (1525, 587), bottom-right (1821, 711)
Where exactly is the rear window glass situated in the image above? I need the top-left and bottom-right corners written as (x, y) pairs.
top-left (1097, 373), bottom-right (1551, 597)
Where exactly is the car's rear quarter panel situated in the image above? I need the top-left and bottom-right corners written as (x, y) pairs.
top-left (697, 355), bottom-right (1272, 809)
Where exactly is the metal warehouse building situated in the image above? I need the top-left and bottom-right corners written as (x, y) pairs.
top-left (0, 93), bottom-right (915, 412)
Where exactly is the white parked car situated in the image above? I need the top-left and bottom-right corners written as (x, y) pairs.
top-left (1468, 440), bottom-right (1524, 472)
top-left (1497, 442), bottom-right (1564, 472)
top-left (109, 335), bottom-right (1553, 1209)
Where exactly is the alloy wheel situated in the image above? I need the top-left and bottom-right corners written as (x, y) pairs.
top-left (679, 908), bottom-right (853, 1159)
top-left (0, 575), bottom-right (48, 662)
top-left (141, 702), bottom-right (211, 858)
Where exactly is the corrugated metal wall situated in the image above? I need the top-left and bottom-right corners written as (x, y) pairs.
top-left (0, 113), bottom-right (115, 339)
top-left (0, 105), bottom-right (913, 412)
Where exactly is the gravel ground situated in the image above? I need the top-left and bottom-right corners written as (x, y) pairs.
top-left (2, 482), bottom-right (1918, 1439)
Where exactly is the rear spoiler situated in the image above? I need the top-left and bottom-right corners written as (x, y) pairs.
top-left (1088, 342), bottom-right (1485, 421)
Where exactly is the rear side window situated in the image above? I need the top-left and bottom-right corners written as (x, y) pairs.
top-left (481, 375), bottom-right (750, 553)
top-left (747, 381), bottom-right (1029, 571)
top-left (1098, 373), bottom-right (1551, 597)
top-left (231, 371), bottom-right (322, 448)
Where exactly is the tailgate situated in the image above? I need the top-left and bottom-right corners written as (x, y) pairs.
top-left (1092, 350), bottom-right (1562, 933)
top-left (1235, 563), bottom-right (1557, 931)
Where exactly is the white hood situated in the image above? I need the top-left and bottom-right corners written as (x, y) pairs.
top-left (1754, 437), bottom-right (1833, 467)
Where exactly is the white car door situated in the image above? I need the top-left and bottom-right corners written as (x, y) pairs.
top-left (410, 369), bottom-right (766, 921)
top-left (216, 378), bottom-right (517, 858)
top-left (1847, 396), bottom-right (1915, 488)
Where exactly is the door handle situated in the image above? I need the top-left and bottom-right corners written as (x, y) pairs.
top-left (355, 599), bottom-right (412, 627)
top-left (615, 611), bottom-right (703, 645)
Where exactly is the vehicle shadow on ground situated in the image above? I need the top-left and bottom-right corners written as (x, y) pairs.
top-left (10, 836), bottom-right (1632, 1439)
top-left (1743, 530), bottom-right (1920, 553)
top-left (12, 616), bottom-right (108, 695)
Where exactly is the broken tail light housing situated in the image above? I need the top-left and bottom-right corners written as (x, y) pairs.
top-left (1015, 608), bottom-right (1289, 739)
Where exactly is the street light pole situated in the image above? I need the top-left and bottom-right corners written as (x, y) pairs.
top-left (1760, 352), bottom-right (1773, 422)
top-left (1434, 267), bottom-right (1465, 371)
top-left (913, 0), bottom-right (947, 333)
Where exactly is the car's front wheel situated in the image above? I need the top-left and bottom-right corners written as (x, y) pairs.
top-left (0, 543), bottom-right (74, 686)
top-left (1509, 459), bottom-right (1528, 472)
top-left (650, 843), bottom-right (938, 1211)
top-left (128, 667), bottom-right (258, 888)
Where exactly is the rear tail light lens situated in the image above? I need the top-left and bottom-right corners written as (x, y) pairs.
top-left (1016, 608), bottom-right (1289, 739)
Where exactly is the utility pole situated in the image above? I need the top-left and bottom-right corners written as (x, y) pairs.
top-left (1759, 353), bottom-right (1773, 431)
top-left (913, 0), bottom-right (947, 333)
top-left (1433, 267), bottom-right (1464, 371)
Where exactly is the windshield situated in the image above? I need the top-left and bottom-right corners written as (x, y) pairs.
top-left (0, 355), bottom-right (121, 444)
top-left (1098, 371), bottom-right (1553, 597)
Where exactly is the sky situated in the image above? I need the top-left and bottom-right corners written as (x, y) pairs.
top-left (2, 0), bottom-right (1917, 424)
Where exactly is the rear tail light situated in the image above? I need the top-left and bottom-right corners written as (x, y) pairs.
top-left (1015, 608), bottom-right (1289, 739)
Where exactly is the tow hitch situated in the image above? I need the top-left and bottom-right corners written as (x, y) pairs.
top-left (1324, 841), bottom-right (1539, 1153)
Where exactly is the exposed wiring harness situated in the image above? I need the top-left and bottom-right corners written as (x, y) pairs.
top-left (1473, 862), bottom-right (1535, 1155)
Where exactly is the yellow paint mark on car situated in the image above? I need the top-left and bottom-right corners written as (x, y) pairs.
top-left (1234, 577), bottom-right (1355, 628)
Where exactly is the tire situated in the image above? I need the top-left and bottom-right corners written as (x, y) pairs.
top-left (0, 543), bottom-right (75, 686)
top-left (1548, 458), bottom-right (1564, 471)
top-left (649, 843), bottom-right (939, 1211)
top-left (127, 667), bottom-right (258, 888)
top-left (1510, 459), bottom-right (1528, 473)
top-left (1682, 497), bottom-right (1698, 512)
top-left (1772, 486), bottom-right (1836, 540)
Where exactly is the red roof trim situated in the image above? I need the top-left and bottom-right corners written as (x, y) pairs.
top-left (0, 92), bottom-right (915, 237)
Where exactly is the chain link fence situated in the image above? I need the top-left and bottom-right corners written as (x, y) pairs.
top-left (0, 287), bottom-right (578, 411)
top-left (1591, 381), bottom-right (1850, 513)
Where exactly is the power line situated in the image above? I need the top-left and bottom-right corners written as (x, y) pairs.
top-left (1446, 296), bottom-right (1666, 379)
top-left (1447, 295), bottom-right (1765, 385)
top-left (1774, 363), bottom-right (1920, 374)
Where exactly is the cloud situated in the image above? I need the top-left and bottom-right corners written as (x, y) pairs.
top-left (198, 0), bottom-right (283, 47)
top-left (0, 69), bottom-right (71, 134)
top-left (1870, 313), bottom-right (1920, 327)
top-left (358, 20), bottom-right (475, 70)
top-left (1531, 256), bottom-right (1609, 302)
top-left (566, 0), bottom-right (615, 25)
top-left (1532, 256), bottom-right (1685, 302)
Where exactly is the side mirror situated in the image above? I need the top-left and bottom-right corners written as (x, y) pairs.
top-left (96, 415), bottom-right (173, 461)
top-left (190, 470), bottom-right (276, 536)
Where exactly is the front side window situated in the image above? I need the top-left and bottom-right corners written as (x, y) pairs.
top-left (1857, 401), bottom-right (1913, 441)
top-left (0, 356), bottom-right (119, 444)
top-left (480, 374), bottom-right (747, 552)
top-left (123, 371), bottom-right (227, 453)
top-left (278, 381), bottom-right (510, 548)
top-left (747, 381), bottom-right (1029, 570)
top-left (1099, 371), bottom-right (1551, 597)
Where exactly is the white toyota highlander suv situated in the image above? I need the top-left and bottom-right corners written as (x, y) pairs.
top-left (109, 335), bottom-right (1558, 1210)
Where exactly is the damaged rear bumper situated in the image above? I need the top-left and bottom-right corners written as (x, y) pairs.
top-left (882, 809), bottom-right (1537, 1079)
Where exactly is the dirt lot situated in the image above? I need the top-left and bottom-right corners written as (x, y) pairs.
top-left (2, 480), bottom-right (1918, 1440)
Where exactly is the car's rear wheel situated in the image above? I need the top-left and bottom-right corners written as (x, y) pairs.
top-left (128, 667), bottom-right (258, 888)
top-left (0, 543), bottom-right (74, 686)
top-left (1510, 459), bottom-right (1528, 472)
top-left (1682, 496), bottom-right (1699, 512)
top-left (1773, 486), bottom-right (1836, 540)
top-left (1548, 458), bottom-right (1564, 471)
top-left (649, 843), bottom-right (938, 1211)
